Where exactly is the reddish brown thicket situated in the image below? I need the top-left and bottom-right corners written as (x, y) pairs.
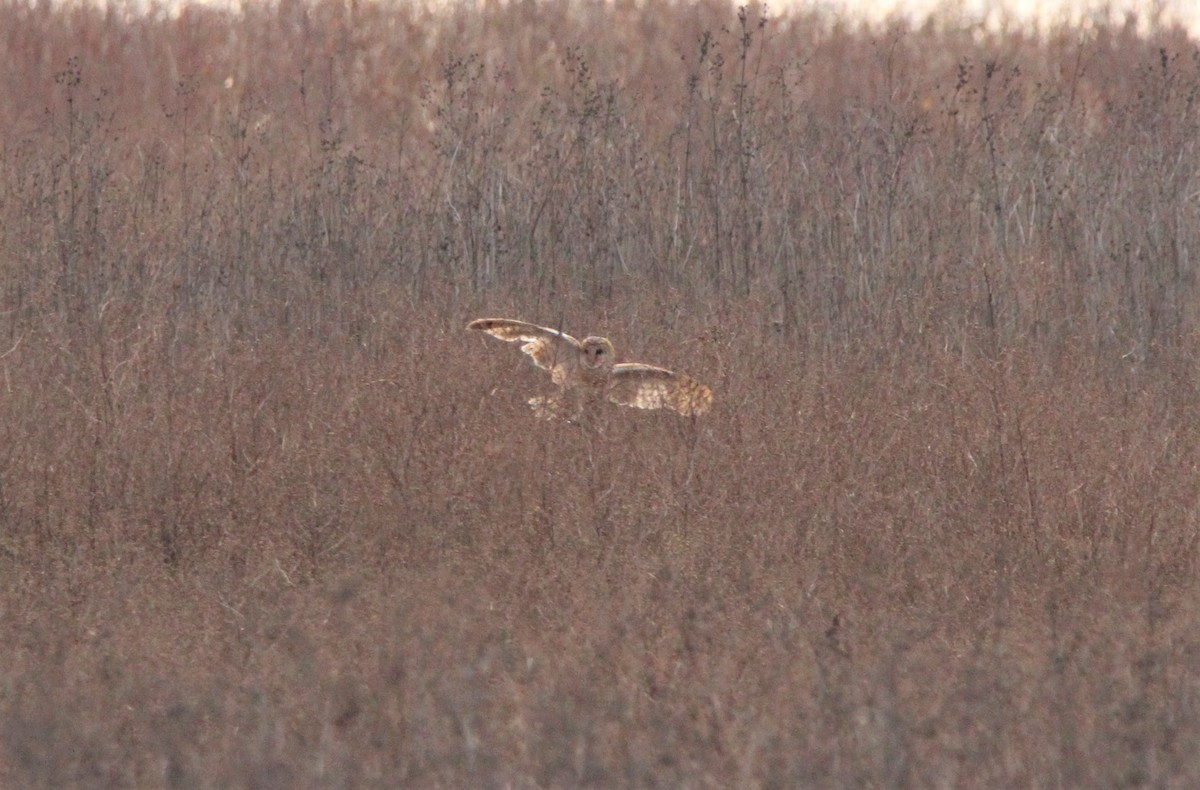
top-left (0, 0), bottom-right (1199, 785)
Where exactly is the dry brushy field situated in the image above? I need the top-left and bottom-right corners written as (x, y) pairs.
top-left (1, 0), bottom-right (1200, 786)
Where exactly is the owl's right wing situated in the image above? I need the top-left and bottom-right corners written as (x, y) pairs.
top-left (607, 363), bottom-right (713, 416)
top-left (466, 318), bottom-right (581, 386)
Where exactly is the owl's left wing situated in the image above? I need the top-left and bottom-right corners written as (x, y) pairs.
top-left (607, 363), bottom-right (713, 416)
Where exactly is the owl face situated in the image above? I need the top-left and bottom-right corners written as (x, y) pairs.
top-left (579, 336), bottom-right (616, 371)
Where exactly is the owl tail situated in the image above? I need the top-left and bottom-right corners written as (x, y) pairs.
top-left (527, 395), bottom-right (565, 421)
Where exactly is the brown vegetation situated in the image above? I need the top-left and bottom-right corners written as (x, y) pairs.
top-left (1, 0), bottom-right (1200, 785)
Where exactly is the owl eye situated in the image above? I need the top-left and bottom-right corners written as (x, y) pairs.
top-left (596, 348), bottom-right (604, 355)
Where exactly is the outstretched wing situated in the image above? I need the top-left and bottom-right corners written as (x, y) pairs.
top-left (466, 318), bottom-right (581, 386)
top-left (607, 363), bottom-right (713, 416)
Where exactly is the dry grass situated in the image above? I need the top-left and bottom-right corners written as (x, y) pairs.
top-left (1, 0), bottom-right (1200, 786)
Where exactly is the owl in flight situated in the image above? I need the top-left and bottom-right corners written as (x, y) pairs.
top-left (467, 318), bottom-right (713, 418)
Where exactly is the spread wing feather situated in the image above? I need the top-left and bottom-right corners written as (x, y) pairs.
top-left (467, 318), bottom-right (580, 386)
top-left (607, 363), bottom-right (713, 416)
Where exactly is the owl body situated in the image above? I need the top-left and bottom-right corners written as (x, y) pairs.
top-left (467, 318), bottom-right (712, 418)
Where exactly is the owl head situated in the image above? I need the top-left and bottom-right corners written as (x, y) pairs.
top-left (579, 336), bottom-right (616, 372)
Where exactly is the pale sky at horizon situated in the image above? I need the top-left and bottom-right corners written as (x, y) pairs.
top-left (104, 0), bottom-right (1200, 39)
top-left (818, 0), bottom-right (1198, 35)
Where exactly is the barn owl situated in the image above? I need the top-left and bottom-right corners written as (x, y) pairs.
top-left (467, 318), bottom-right (713, 418)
